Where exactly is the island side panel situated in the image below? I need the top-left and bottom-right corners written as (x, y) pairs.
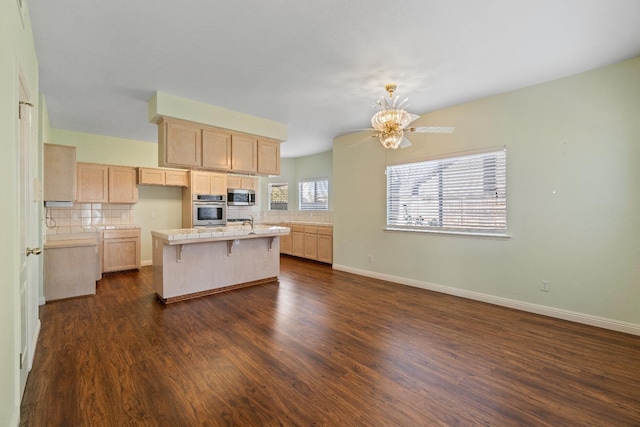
top-left (156, 237), bottom-right (280, 300)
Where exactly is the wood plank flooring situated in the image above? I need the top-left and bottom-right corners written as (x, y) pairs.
top-left (21, 256), bottom-right (640, 426)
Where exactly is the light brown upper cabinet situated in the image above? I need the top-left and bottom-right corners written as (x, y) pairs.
top-left (76, 163), bottom-right (109, 203)
top-left (226, 175), bottom-right (257, 191)
top-left (157, 117), bottom-right (280, 175)
top-left (159, 119), bottom-right (201, 168)
top-left (43, 144), bottom-right (76, 202)
top-left (257, 138), bottom-right (280, 175)
top-left (230, 134), bottom-right (257, 174)
top-left (138, 167), bottom-right (188, 187)
top-left (190, 170), bottom-right (227, 195)
top-left (109, 166), bottom-right (138, 203)
top-left (202, 128), bottom-right (232, 170)
top-left (77, 163), bottom-right (138, 204)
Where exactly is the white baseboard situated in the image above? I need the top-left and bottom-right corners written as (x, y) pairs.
top-left (332, 264), bottom-right (640, 336)
top-left (38, 296), bottom-right (45, 306)
top-left (141, 260), bottom-right (152, 267)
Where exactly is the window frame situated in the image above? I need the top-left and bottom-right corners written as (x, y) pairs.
top-left (385, 148), bottom-right (508, 237)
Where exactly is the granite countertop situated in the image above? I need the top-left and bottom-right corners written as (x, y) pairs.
top-left (152, 225), bottom-right (290, 245)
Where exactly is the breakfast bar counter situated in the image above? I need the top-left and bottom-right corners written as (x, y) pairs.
top-left (151, 225), bottom-right (289, 303)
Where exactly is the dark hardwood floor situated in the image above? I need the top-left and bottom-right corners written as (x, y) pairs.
top-left (21, 256), bottom-right (640, 426)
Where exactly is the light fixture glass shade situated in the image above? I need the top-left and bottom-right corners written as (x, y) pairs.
top-left (371, 84), bottom-right (423, 149)
top-left (372, 109), bottom-right (413, 149)
top-left (371, 109), bottom-right (413, 131)
top-left (379, 130), bottom-right (404, 149)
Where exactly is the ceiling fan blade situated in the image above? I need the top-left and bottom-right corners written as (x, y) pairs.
top-left (399, 137), bottom-right (412, 149)
top-left (410, 126), bottom-right (455, 133)
top-left (349, 134), bottom-right (378, 148)
top-left (407, 113), bottom-right (420, 124)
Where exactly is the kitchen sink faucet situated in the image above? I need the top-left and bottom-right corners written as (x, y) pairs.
top-left (243, 215), bottom-right (255, 232)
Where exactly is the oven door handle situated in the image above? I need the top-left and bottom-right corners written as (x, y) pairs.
top-left (193, 202), bottom-right (225, 206)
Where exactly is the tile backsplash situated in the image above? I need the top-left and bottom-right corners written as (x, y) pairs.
top-left (228, 206), bottom-right (333, 224)
top-left (45, 203), bottom-right (135, 235)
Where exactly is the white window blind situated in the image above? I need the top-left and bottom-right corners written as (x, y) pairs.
top-left (386, 149), bottom-right (507, 235)
top-left (299, 178), bottom-right (328, 211)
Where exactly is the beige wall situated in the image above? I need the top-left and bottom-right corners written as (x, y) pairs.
top-left (333, 56), bottom-right (640, 331)
top-left (1, 0), bottom-right (40, 424)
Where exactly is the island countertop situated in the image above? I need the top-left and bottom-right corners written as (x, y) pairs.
top-left (151, 225), bottom-right (290, 245)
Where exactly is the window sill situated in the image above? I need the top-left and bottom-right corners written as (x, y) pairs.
top-left (384, 227), bottom-right (511, 239)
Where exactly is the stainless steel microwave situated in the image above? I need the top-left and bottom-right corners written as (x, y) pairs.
top-left (227, 189), bottom-right (255, 206)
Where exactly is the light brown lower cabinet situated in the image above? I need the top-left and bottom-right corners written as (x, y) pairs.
top-left (280, 229), bottom-right (292, 254)
top-left (280, 223), bottom-right (332, 264)
top-left (102, 229), bottom-right (141, 273)
top-left (291, 226), bottom-right (305, 257)
top-left (317, 227), bottom-right (333, 263)
top-left (304, 227), bottom-right (318, 259)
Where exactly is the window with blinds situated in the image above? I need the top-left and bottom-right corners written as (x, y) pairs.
top-left (386, 148), bottom-right (507, 235)
top-left (299, 178), bottom-right (329, 211)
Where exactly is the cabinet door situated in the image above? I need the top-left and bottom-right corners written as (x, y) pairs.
top-left (165, 120), bottom-right (201, 167)
top-left (292, 230), bottom-right (305, 257)
top-left (226, 175), bottom-right (242, 189)
top-left (109, 166), bottom-right (138, 203)
top-left (209, 173), bottom-right (227, 195)
top-left (231, 134), bottom-right (257, 173)
top-left (165, 170), bottom-right (188, 187)
top-left (202, 128), bottom-right (231, 170)
top-left (138, 167), bottom-right (165, 185)
top-left (44, 144), bottom-right (76, 202)
top-left (317, 234), bottom-right (333, 263)
top-left (241, 177), bottom-right (257, 191)
top-left (191, 172), bottom-right (211, 195)
top-left (257, 139), bottom-right (280, 175)
top-left (76, 163), bottom-right (109, 203)
top-left (227, 176), bottom-right (256, 190)
top-left (280, 232), bottom-right (292, 255)
top-left (304, 232), bottom-right (318, 260)
top-left (103, 230), bottom-right (141, 272)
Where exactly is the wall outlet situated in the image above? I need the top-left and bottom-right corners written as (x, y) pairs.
top-left (150, 212), bottom-right (156, 219)
top-left (540, 280), bottom-right (550, 292)
top-left (368, 255), bottom-right (373, 263)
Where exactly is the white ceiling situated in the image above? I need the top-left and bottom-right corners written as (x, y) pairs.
top-left (30, 0), bottom-right (640, 158)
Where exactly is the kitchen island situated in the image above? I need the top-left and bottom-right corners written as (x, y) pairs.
top-left (151, 225), bottom-right (290, 303)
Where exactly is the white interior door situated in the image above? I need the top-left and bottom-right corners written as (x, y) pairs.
top-left (18, 72), bottom-right (38, 399)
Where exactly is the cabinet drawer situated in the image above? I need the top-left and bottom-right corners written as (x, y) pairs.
top-left (317, 226), bottom-right (333, 235)
top-left (304, 226), bottom-right (317, 234)
top-left (290, 225), bottom-right (304, 232)
top-left (103, 229), bottom-right (140, 240)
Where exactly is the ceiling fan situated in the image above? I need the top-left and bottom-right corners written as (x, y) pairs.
top-left (366, 83), bottom-right (454, 149)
